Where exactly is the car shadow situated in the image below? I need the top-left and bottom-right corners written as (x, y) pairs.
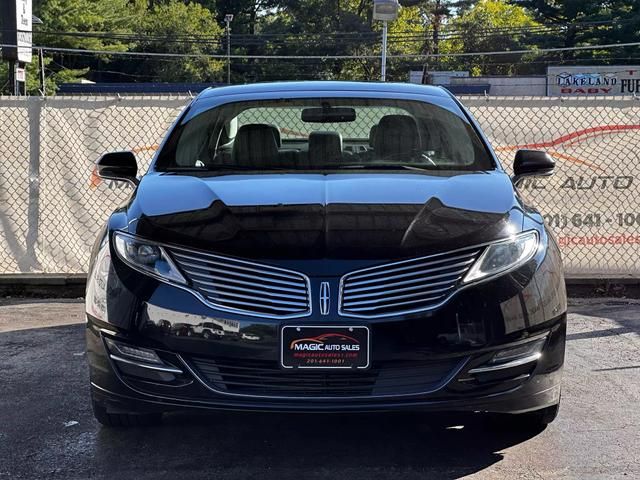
top-left (0, 318), bottom-right (546, 479)
top-left (94, 410), bottom-right (544, 479)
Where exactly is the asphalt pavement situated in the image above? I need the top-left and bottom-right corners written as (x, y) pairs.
top-left (0, 298), bottom-right (638, 480)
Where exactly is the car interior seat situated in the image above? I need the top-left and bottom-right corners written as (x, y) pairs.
top-left (307, 131), bottom-right (344, 166)
top-left (373, 115), bottom-right (421, 160)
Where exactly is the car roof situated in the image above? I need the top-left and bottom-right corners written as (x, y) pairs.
top-left (196, 81), bottom-right (450, 100)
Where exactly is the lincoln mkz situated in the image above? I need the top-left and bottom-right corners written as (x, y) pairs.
top-left (86, 82), bottom-right (566, 428)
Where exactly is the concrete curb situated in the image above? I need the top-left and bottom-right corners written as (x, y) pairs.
top-left (0, 274), bottom-right (87, 298)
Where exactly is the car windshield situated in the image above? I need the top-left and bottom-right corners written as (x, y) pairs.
top-left (156, 97), bottom-right (494, 172)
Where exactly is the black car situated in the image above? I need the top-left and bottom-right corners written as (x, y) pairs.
top-left (86, 81), bottom-right (566, 428)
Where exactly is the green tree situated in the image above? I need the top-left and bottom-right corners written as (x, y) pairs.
top-left (37, 0), bottom-right (143, 51)
top-left (399, 0), bottom-right (477, 73)
top-left (441, 0), bottom-right (540, 75)
top-left (343, 3), bottom-right (426, 82)
top-left (33, 0), bottom-right (145, 85)
top-left (35, 0), bottom-right (225, 84)
top-left (246, 0), bottom-right (376, 81)
top-left (213, 1), bottom-right (280, 35)
top-left (513, 0), bottom-right (640, 64)
top-left (249, 1), bottom-right (427, 81)
top-left (126, 1), bottom-right (225, 82)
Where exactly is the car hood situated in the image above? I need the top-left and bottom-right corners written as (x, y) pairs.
top-left (128, 172), bottom-right (523, 261)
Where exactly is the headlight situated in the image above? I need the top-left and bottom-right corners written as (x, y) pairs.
top-left (463, 231), bottom-right (539, 284)
top-left (86, 236), bottom-right (111, 322)
top-left (113, 232), bottom-right (186, 284)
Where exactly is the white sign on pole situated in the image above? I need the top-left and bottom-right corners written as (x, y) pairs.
top-left (1, 0), bottom-right (33, 63)
top-left (16, 0), bottom-right (33, 63)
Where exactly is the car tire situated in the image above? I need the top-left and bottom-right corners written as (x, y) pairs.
top-left (92, 399), bottom-right (162, 428)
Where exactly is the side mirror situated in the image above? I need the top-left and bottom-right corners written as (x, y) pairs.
top-left (96, 151), bottom-right (138, 186)
top-left (513, 150), bottom-right (555, 185)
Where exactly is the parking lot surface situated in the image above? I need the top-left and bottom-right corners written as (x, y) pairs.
top-left (0, 298), bottom-right (638, 480)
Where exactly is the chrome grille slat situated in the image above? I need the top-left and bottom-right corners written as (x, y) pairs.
top-left (198, 286), bottom-right (309, 307)
top-left (340, 248), bottom-right (483, 318)
top-left (185, 271), bottom-right (306, 294)
top-left (345, 251), bottom-right (478, 281)
top-left (344, 294), bottom-right (446, 312)
top-left (167, 247), bottom-right (311, 318)
top-left (346, 264), bottom-right (471, 288)
top-left (176, 259), bottom-right (307, 288)
top-left (346, 276), bottom-right (462, 295)
top-left (191, 281), bottom-right (308, 301)
top-left (201, 296), bottom-right (303, 313)
top-left (172, 250), bottom-right (303, 282)
top-left (342, 281), bottom-right (452, 299)
top-left (343, 285), bottom-right (454, 306)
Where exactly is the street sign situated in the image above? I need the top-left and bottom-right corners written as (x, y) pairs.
top-left (1, 0), bottom-right (33, 63)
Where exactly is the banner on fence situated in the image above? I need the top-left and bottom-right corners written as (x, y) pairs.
top-left (547, 66), bottom-right (640, 96)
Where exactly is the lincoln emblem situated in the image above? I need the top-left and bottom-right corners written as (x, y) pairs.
top-left (319, 282), bottom-right (330, 316)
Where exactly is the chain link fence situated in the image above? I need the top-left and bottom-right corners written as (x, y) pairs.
top-left (0, 94), bottom-right (639, 277)
top-left (465, 96), bottom-right (640, 277)
top-left (0, 95), bottom-right (190, 274)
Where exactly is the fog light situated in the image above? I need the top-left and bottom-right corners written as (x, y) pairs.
top-left (490, 337), bottom-right (547, 364)
top-left (103, 337), bottom-right (187, 387)
top-left (105, 337), bottom-right (163, 365)
top-left (468, 336), bottom-right (547, 374)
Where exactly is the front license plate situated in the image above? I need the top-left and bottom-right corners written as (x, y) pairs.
top-left (280, 325), bottom-right (370, 369)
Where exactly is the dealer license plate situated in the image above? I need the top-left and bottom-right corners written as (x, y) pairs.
top-left (280, 325), bottom-right (370, 369)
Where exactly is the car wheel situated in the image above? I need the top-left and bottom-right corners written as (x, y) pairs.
top-left (92, 399), bottom-right (162, 428)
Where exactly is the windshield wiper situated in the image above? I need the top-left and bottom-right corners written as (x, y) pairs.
top-left (326, 164), bottom-right (439, 172)
top-left (162, 165), bottom-right (289, 173)
top-left (161, 167), bottom-right (213, 172)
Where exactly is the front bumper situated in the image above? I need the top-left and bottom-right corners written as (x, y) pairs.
top-left (87, 313), bottom-right (565, 415)
top-left (86, 229), bottom-right (567, 415)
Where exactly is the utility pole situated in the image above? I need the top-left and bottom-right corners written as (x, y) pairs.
top-left (421, 0), bottom-right (447, 83)
top-left (373, 0), bottom-right (399, 82)
top-left (8, 60), bottom-right (18, 95)
top-left (224, 14), bottom-right (233, 85)
top-left (38, 48), bottom-right (45, 95)
top-left (433, 0), bottom-right (442, 71)
top-left (3, 2), bottom-right (37, 95)
top-left (381, 21), bottom-right (388, 82)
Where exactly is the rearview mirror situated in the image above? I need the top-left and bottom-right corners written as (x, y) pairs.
top-left (301, 107), bottom-right (356, 123)
top-left (95, 151), bottom-right (138, 186)
top-left (512, 150), bottom-right (555, 185)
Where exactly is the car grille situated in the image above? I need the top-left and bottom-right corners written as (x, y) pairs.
top-left (187, 356), bottom-right (465, 398)
top-left (167, 247), bottom-right (311, 318)
top-left (339, 246), bottom-right (484, 318)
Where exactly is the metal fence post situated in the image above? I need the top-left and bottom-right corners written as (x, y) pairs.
top-left (25, 97), bottom-right (42, 271)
